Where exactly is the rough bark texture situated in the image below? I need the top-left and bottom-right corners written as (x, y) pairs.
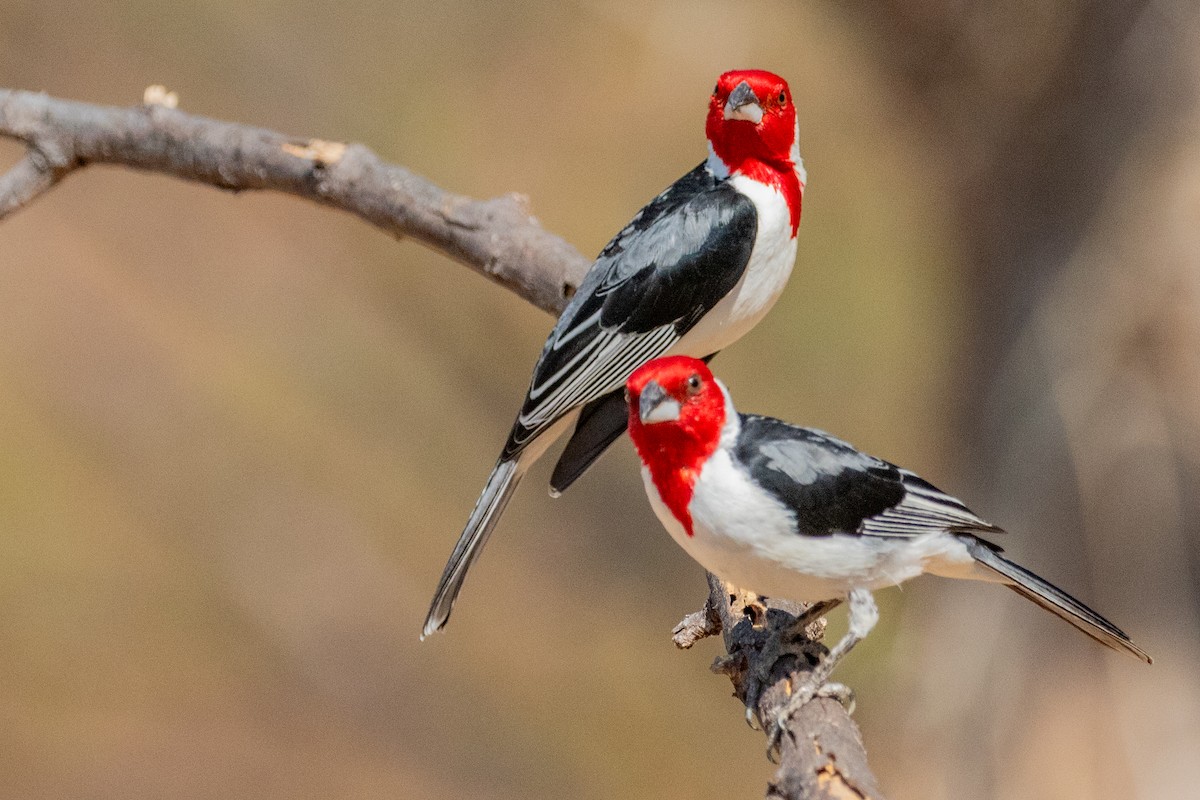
top-left (0, 86), bottom-right (883, 799)
top-left (675, 574), bottom-right (884, 800)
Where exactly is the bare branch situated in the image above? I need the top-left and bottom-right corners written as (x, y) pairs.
top-left (685, 573), bottom-right (885, 800)
top-left (0, 87), bottom-right (590, 314)
top-left (0, 152), bottom-right (60, 218)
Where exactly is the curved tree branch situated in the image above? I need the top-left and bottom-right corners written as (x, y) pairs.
top-left (0, 85), bottom-right (883, 799)
top-left (0, 87), bottom-right (589, 315)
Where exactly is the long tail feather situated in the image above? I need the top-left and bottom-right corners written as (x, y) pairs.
top-left (422, 458), bottom-right (525, 639)
top-left (964, 538), bottom-right (1152, 663)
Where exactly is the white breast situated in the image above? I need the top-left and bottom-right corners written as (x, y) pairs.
top-left (641, 447), bottom-right (973, 603)
top-left (671, 175), bottom-right (797, 358)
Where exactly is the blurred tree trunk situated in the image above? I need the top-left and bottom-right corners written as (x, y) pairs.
top-left (838, 1), bottom-right (1200, 797)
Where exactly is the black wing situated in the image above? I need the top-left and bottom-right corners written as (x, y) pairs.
top-left (733, 415), bottom-right (1001, 538)
top-left (501, 164), bottom-right (757, 458)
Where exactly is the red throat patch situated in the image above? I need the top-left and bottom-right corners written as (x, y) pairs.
top-left (731, 161), bottom-right (802, 237)
top-left (626, 358), bottom-right (728, 537)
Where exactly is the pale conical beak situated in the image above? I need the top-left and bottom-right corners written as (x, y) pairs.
top-left (638, 380), bottom-right (681, 425)
top-left (724, 80), bottom-right (763, 124)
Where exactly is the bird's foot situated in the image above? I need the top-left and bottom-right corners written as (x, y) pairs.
top-left (764, 680), bottom-right (857, 763)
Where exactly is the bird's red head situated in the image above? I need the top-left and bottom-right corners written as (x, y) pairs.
top-left (626, 357), bottom-right (728, 535)
top-left (706, 70), bottom-right (803, 235)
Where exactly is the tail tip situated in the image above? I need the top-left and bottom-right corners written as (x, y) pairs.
top-left (420, 616), bottom-right (445, 641)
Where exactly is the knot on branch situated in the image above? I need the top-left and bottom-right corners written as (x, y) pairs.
top-left (142, 85), bottom-right (179, 109)
top-left (281, 138), bottom-right (347, 167)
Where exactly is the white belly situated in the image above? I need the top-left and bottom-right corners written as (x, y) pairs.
top-left (641, 451), bottom-right (973, 602)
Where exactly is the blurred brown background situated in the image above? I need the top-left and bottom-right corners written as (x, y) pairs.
top-left (2, 1), bottom-right (1198, 798)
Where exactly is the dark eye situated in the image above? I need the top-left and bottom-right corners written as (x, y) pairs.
top-left (686, 374), bottom-right (702, 394)
top-left (778, 90), bottom-right (787, 105)
top-left (713, 83), bottom-right (720, 95)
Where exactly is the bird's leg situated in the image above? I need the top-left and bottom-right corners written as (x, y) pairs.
top-left (764, 589), bottom-right (876, 760)
top-left (742, 598), bottom-right (843, 730)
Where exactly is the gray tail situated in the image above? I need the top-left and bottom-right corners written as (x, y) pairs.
top-left (549, 390), bottom-right (627, 496)
top-left (964, 538), bottom-right (1152, 664)
top-left (422, 458), bottom-right (525, 639)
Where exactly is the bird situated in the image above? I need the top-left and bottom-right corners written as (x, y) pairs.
top-left (423, 70), bottom-right (808, 638)
top-left (625, 355), bottom-right (1151, 747)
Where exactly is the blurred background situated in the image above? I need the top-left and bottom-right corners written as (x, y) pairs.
top-left (2, 1), bottom-right (1198, 797)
